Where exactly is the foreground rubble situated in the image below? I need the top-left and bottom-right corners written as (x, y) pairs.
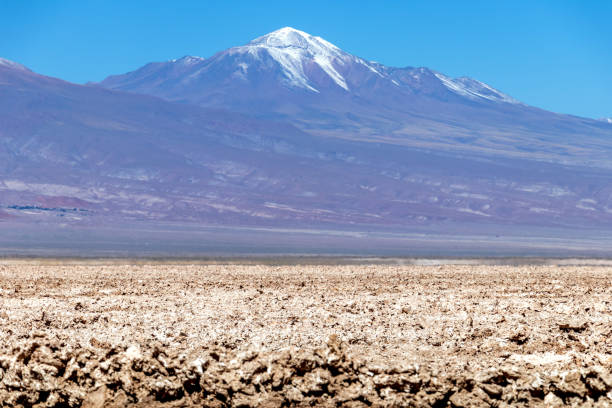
top-left (0, 335), bottom-right (611, 407)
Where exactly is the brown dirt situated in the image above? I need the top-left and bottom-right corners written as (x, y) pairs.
top-left (0, 262), bottom-right (610, 407)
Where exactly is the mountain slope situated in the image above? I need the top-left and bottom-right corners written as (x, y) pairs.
top-left (1, 42), bottom-right (612, 234)
top-left (99, 27), bottom-right (612, 169)
top-left (1, 59), bottom-right (393, 226)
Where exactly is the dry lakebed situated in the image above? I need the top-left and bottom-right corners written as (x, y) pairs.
top-left (0, 261), bottom-right (610, 407)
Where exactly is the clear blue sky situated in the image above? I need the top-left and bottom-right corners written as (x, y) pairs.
top-left (1, 0), bottom-right (610, 118)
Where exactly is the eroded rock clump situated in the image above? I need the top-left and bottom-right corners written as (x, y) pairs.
top-left (1, 335), bottom-right (610, 407)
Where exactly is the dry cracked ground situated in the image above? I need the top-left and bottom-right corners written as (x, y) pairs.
top-left (0, 261), bottom-right (611, 407)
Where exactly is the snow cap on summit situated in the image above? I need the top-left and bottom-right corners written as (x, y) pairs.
top-left (249, 27), bottom-right (341, 51)
top-left (235, 27), bottom-right (350, 92)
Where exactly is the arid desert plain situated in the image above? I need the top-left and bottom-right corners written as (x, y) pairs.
top-left (0, 260), bottom-right (611, 407)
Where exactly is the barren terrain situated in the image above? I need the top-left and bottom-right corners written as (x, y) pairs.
top-left (0, 261), bottom-right (610, 406)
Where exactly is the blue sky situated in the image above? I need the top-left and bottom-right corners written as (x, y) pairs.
top-left (1, 0), bottom-right (610, 118)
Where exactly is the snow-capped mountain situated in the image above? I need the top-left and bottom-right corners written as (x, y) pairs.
top-left (239, 27), bottom-right (351, 92)
top-left (101, 27), bottom-right (518, 103)
top-left (2, 28), bottom-right (612, 251)
top-left (99, 27), bottom-right (612, 169)
top-left (600, 117), bottom-right (612, 124)
top-left (223, 27), bottom-right (520, 103)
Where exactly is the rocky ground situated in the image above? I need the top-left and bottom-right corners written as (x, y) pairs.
top-left (0, 261), bottom-right (610, 407)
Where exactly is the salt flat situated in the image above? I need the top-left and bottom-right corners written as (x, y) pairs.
top-left (0, 262), bottom-right (610, 406)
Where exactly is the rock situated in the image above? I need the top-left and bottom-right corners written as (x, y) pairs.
top-left (449, 390), bottom-right (480, 407)
top-left (151, 378), bottom-right (184, 402)
top-left (559, 321), bottom-right (588, 332)
top-left (190, 357), bottom-right (208, 375)
top-left (556, 371), bottom-right (588, 397)
top-left (508, 329), bottom-right (530, 345)
top-left (124, 345), bottom-right (142, 360)
top-left (543, 392), bottom-right (564, 406)
top-left (337, 382), bottom-right (364, 402)
top-left (81, 386), bottom-right (107, 408)
top-left (89, 337), bottom-right (111, 350)
top-left (285, 385), bottom-right (304, 403)
top-left (480, 383), bottom-right (503, 398)
top-left (585, 367), bottom-right (612, 397)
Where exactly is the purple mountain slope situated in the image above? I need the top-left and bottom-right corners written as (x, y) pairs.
top-left (100, 27), bottom-right (612, 170)
top-left (1, 28), bottom-right (612, 248)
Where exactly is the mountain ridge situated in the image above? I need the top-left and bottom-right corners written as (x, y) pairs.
top-left (1, 28), bottom-right (612, 240)
top-left (100, 27), bottom-right (521, 105)
top-left (0, 57), bottom-right (30, 72)
top-left (97, 27), bottom-right (612, 170)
